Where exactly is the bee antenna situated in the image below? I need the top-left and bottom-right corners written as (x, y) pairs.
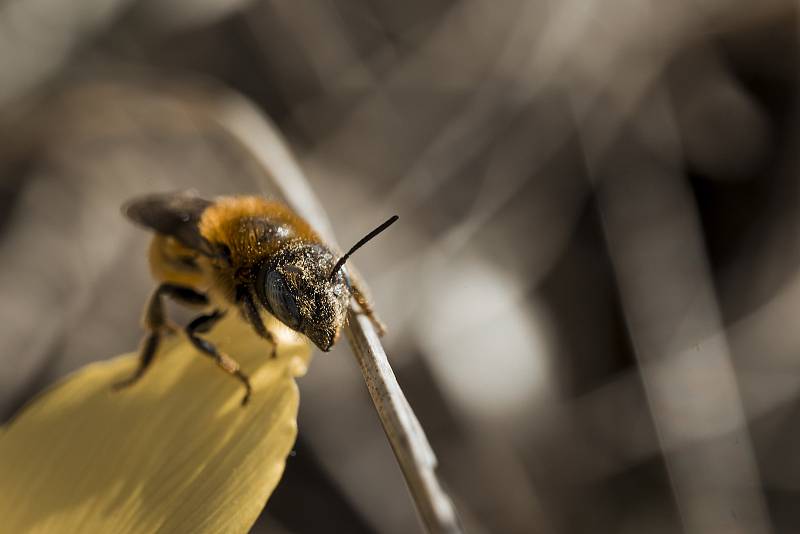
top-left (330, 215), bottom-right (399, 280)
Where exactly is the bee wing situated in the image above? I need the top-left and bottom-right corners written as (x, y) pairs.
top-left (124, 191), bottom-right (214, 255)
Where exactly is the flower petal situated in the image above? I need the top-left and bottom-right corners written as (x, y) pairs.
top-left (0, 314), bottom-right (311, 534)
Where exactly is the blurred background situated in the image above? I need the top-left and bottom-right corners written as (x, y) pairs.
top-left (0, 1), bottom-right (798, 533)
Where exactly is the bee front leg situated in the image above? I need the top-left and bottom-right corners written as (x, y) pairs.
top-left (349, 279), bottom-right (387, 336)
top-left (114, 283), bottom-right (209, 391)
top-left (186, 310), bottom-right (252, 406)
top-left (238, 286), bottom-right (278, 359)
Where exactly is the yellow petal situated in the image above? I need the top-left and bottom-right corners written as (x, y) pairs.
top-left (0, 313), bottom-right (311, 534)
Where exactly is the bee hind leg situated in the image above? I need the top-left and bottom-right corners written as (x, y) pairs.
top-left (113, 283), bottom-right (209, 391)
top-left (186, 310), bottom-right (252, 406)
top-left (112, 331), bottom-right (160, 390)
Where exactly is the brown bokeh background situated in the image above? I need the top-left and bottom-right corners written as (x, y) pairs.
top-left (0, 2), bottom-right (798, 533)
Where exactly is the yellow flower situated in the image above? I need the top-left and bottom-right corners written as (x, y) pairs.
top-left (0, 313), bottom-right (311, 534)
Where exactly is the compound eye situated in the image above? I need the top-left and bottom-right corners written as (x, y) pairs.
top-left (265, 271), bottom-right (300, 328)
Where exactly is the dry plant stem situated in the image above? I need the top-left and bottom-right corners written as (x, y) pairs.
top-left (346, 313), bottom-right (459, 534)
top-left (210, 93), bottom-right (462, 534)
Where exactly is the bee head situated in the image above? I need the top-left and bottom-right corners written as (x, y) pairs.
top-left (257, 243), bottom-right (350, 351)
top-left (256, 215), bottom-right (398, 351)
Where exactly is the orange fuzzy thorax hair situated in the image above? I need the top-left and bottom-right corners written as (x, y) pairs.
top-left (198, 196), bottom-right (320, 263)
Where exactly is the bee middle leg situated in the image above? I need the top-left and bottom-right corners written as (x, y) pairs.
top-left (114, 283), bottom-right (209, 390)
top-left (186, 310), bottom-right (252, 406)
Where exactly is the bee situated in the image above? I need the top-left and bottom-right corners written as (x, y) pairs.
top-left (114, 191), bottom-right (398, 405)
